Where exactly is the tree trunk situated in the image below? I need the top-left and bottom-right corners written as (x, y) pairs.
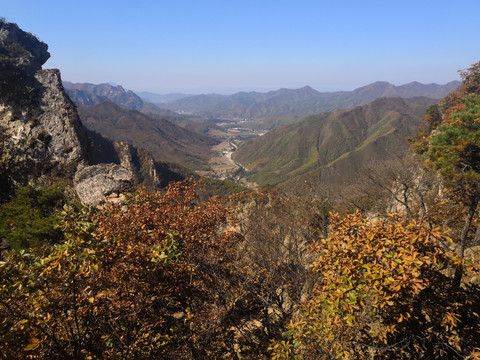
top-left (453, 195), bottom-right (479, 287)
top-left (473, 214), bottom-right (480, 246)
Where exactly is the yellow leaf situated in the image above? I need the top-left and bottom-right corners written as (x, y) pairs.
top-left (24, 337), bottom-right (40, 351)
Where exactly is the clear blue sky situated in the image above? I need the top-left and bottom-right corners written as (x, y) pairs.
top-left (2, 0), bottom-right (479, 94)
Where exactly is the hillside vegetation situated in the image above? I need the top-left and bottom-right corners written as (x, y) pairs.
top-left (233, 97), bottom-right (436, 189)
top-left (78, 101), bottom-right (217, 170)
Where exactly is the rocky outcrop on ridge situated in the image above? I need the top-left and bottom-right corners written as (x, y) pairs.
top-left (0, 19), bottom-right (135, 204)
top-left (0, 20), bottom-right (89, 188)
top-left (74, 163), bottom-right (133, 206)
top-left (84, 128), bottom-right (188, 190)
top-left (0, 19), bottom-right (49, 81)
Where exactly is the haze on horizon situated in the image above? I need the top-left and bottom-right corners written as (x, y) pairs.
top-left (2, 0), bottom-right (479, 95)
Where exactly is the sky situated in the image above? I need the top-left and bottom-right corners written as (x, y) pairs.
top-left (2, 0), bottom-right (479, 94)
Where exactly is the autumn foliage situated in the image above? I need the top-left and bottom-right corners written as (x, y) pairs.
top-left (1, 63), bottom-right (480, 360)
top-left (270, 212), bottom-right (480, 359)
top-left (410, 61), bottom-right (480, 287)
top-left (0, 180), bottom-right (242, 359)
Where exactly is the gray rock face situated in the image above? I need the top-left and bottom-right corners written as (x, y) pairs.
top-left (1, 19), bottom-right (89, 188)
top-left (84, 131), bottom-right (186, 191)
top-left (74, 163), bottom-right (133, 206)
top-left (0, 67), bottom-right (89, 186)
top-left (0, 20), bottom-right (50, 75)
top-left (113, 141), bottom-right (162, 187)
top-left (0, 19), bottom-right (135, 206)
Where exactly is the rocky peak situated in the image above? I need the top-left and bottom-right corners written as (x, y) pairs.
top-left (0, 19), bottom-right (89, 189)
top-left (0, 20), bottom-right (134, 205)
top-left (63, 81), bottom-right (145, 110)
top-left (0, 19), bottom-right (50, 75)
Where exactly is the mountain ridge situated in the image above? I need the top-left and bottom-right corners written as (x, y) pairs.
top-left (77, 101), bottom-right (217, 170)
top-left (232, 96), bottom-right (437, 190)
top-left (159, 81), bottom-right (460, 123)
top-left (63, 81), bottom-right (177, 116)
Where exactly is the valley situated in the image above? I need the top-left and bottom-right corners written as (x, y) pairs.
top-left (196, 119), bottom-right (265, 187)
top-left (64, 79), bottom-right (461, 192)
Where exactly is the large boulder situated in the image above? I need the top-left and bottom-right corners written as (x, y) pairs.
top-left (74, 164), bottom-right (133, 206)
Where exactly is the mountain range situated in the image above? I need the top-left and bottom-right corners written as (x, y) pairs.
top-left (77, 101), bottom-right (217, 170)
top-left (61, 81), bottom-right (221, 170)
top-left (158, 81), bottom-right (460, 123)
top-left (63, 81), bottom-right (178, 116)
top-left (64, 80), bottom-right (459, 188)
top-left (232, 96), bottom-right (437, 190)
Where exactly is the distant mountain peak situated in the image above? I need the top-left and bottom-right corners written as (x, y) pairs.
top-left (296, 85), bottom-right (320, 94)
top-left (270, 85), bottom-right (321, 99)
top-left (299, 85), bottom-right (316, 91)
top-left (63, 81), bottom-right (147, 111)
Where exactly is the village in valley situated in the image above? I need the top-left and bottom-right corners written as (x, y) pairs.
top-left (196, 119), bottom-right (265, 187)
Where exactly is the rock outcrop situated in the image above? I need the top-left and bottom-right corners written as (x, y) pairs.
top-left (112, 141), bottom-right (185, 189)
top-left (0, 20), bottom-right (90, 189)
top-left (74, 163), bottom-right (133, 206)
top-left (0, 19), bottom-right (49, 78)
top-left (85, 130), bottom-right (186, 190)
top-left (0, 19), bottom-right (134, 205)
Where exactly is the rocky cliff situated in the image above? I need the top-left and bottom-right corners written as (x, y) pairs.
top-left (0, 20), bottom-right (136, 205)
top-left (0, 20), bottom-right (89, 190)
top-left (0, 19), bottom-right (188, 205)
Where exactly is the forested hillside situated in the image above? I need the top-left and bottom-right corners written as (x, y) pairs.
top-left (77, 101), bottom-right (217, 170)
top-left (233, 97), bottom-right (436, 190)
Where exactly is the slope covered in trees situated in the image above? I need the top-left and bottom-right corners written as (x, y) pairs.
top-left (233, 97), bottom-right (436, 190)
top-left (269, 61), bottom-right (480, 360)
top-left (1, 177), bottom-right (479, 359)
top-left (412, 61), bottom-right (480, 288)
top-left (78, 101), bottom-right (217, 170)
top-left (271, 212), bottom-right (480, 359)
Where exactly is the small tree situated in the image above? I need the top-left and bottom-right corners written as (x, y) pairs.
top-left (416, 62), bottom-right (480, 286)
top-left (338, 156), bottom-right (439, 220)
top-left (270, 212), bottom-right (480, 359)
top-left (0, 184), bottom-right (65, 249)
